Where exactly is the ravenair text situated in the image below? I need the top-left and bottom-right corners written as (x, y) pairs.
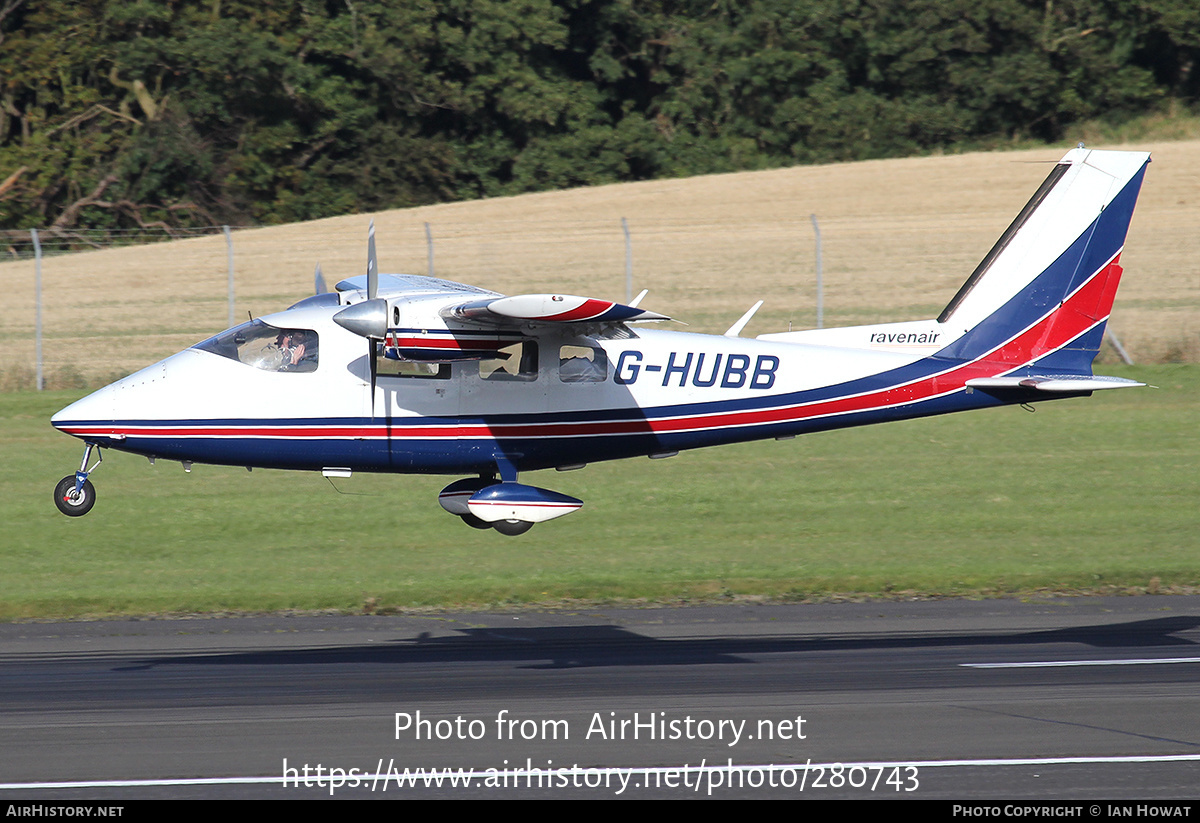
top-left (615, 351), bottom-right (780, 389)
top-left (868, 331), bottom-right (941, 345)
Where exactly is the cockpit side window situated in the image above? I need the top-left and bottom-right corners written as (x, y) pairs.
top-left (194, 319), bottom-right (319, 372)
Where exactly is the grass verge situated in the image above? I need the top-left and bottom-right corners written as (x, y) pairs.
top-left (2, 364), bottom-right (1196, 619)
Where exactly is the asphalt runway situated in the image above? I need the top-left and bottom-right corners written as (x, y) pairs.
top-left (2, 596), bottom-right (1199, 799)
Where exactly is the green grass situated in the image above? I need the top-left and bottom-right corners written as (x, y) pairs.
top-left (2, 364), bottom-right (1197, 619)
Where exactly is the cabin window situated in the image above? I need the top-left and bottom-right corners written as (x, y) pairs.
top-left (559, 345), bottom-right (607, 383)
top-left (480, 340), bottom-right (538, 381)
top-left (377, 355), bottom-right (450, 380)
top-left (193, 319), bottom-right (318, 373)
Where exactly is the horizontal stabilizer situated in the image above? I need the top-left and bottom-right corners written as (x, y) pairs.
top-left (966, 374), bottom-right (1145, 393)
top-left (444, 294), bottom-right (669, 325)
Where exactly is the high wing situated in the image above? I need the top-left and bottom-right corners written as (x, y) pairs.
top-left (333, 274), bottom-right (668, 326)
top-left (334, 273), bottom-right (499, 299)
top-left (336, 284), bottom-right (669, 362)
top-left (329, 228), bottom-right (668, 363)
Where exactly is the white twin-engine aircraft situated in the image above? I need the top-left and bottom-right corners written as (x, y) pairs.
top-left (53, 148), bottom-right (1149, 535)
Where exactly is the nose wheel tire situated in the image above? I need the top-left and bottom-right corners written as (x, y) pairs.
top-left (493, 519), bottom-right (533, 536)
top-left (54, 476), bottom-right (96, 517)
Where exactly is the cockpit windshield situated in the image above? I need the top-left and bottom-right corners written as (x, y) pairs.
top-left (193, 319), bottom-right (319, 373)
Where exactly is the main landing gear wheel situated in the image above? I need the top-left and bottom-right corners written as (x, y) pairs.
top-left (493, 519), bottom-right (533, 536)
top-left (54, 475), bottom-right (96, 517)
top-left (460, 513), bottom-right (492, 530)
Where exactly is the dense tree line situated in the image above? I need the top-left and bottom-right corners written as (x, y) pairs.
top-left (1, 0), bottom-right (1197, 234)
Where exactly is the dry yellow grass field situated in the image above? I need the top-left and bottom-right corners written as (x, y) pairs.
top-left (3, 140), bottom-right (1198, 387)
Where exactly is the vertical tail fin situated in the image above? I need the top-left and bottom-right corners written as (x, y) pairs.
top-left (937, 148), bottom-right (1150, 374)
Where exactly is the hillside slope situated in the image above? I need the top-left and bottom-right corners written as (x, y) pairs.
top-left (3, 141), bottom-right (1197, 387)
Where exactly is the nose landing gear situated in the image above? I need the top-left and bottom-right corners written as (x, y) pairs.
top-left (54, 443), bottom-right (101, 517)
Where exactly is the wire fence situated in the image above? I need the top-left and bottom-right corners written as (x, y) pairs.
top-left (1, 225), bottom-right (240, 260)
top-left (2, 169), bottom-right (1196, 393)
top-left (0, 216), bottom-right (831, 391)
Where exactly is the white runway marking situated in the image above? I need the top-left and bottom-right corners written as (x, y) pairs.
top-left (4, 754), bottom-right (1200, 791)
top-left (962, 657), bottom-right (1200, 668)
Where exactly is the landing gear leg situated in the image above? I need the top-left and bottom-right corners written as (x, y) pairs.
top-left (54, 443), bottom-right (101, 517)
top-left (486, 456), bottom-right (534, 535)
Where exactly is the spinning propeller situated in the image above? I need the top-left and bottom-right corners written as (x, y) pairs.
top-left (332, 222), bottom-right (388, 415)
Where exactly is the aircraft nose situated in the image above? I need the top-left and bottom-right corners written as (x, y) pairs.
top-left (51, 383), bottom-right (117, 438)
top-left (51, 360), bottom-right (169, 440)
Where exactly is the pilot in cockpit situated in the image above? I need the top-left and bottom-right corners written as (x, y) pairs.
top-left (277, 330), bottom-right (317, 372)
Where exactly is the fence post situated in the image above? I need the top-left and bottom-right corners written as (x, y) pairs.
top-left (31, 229), bottom-right (43, 390)
top-left (622, 217), bottom-right (632, 303)
top-left (425, 222), bottom-right (434, 277)
top-left (810, 214), bottom-right (823, 329)
top-left (223, 225), bottom-right (235, 328)
top-left (1105, 329), bottom-right (1135, 365)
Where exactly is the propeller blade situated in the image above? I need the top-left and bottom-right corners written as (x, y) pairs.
top-left (314, 263), bottom-right (327, 295)
top-left (367, 221), bottom-right (378, 301)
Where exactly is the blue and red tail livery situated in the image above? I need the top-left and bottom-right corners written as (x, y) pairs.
top-left (52, 148), bottom-right (1149, 533)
